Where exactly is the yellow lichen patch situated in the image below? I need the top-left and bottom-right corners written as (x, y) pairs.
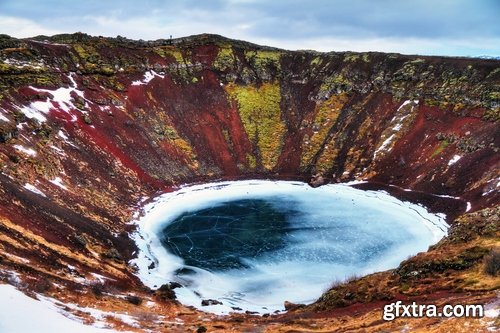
top-left (343, 147), bottom-right (363, 177)
top-left (154, 46), bottom-right (184, 63)
top-left (315, 147), bottom-right (339, 173)
top-left (344, 53), bottom-right (360, 62)
top-left (431, 140), bottom-right (449, 158)
top-left (73, 44), bottom-right (92, 59)
top-left (213, 46), bottom-right (235, 71)
top-left (319, 73), bottom-right (350, 93)
top-left (310, 56), bottom-right (322, 66)
top-left (0, 239), bottom-right (74, 282)
top-left (72, 44), bottom-right (104, 73)
top-left (459, 263), bottom-right (500, 292)
top-left (162, 125), bottom-right (198, 170)
top-left (174, 138), bottom-right (198, 167)
top-left (341, 96), bottom-right (378, 175)
top-left (225, 82), bottom-right (285, 170)
top-left (483, 107), bottom-right (500, 122)
top-left (246, 153), bottom-right (257, 169)
top-left (244, 50), bottom-right (282, 69)
top-left (301, 93), bottom-right (349, 168)
top-left (146, 90), bottom-right (155, 102)
top-left (393, 58), bottom-right (426, 80)
top-left (221, 129), bottom-right (233, 150)
top-left (0, 232), bottom-right (24, 250)
top-left (76, 189), bottom-right (124, 227)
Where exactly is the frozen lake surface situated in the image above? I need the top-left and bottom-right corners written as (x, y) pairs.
top-left (132, 180), bottom-right (448, 314)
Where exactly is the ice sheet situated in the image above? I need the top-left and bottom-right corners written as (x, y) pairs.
top-left (131, 180), bottom-right (448, 314)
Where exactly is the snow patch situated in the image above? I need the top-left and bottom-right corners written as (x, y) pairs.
top-left (0, 284), bottom-right (124, 333)
top-left (131, 70), bottom-right (164, 86)
top-left (29, 40), bottom-right (71, 48)
top-left (90, 273), bottom-right (113, 283)
top-left (3, 253), bottom-right (30, 264)
top-left (19, 73), bottom-right (85, 123)
top-left (17, 103), bottom-right (48, 122)
top-left (0, 109), bottom-right (10, 122)
top-left (23, 183), bottom-right (46, 197)
top-left (58, 130), bottom-right (69, 141)
top-left (392, 121), bottom-right (405, 131)
top-left (0, 270), bottom-right (21, 284)
top-left (14, 145), bottom-right (37, 156)
top-left (373, 134), bottom-right (396, 159)
top-left (448, 155), bottom-right (461, 166)
top-left (49, 298), bottom-right (144, 329)
top-left (145, 301), bottom-right (156, 308)
top-left (482, 299), bottom-right (500, 332)
top-left (397, 99), bottom-right (418, 110)
top-left (58, 130), bottom-right (78, 148)
top-left (3, 58), bottom-right (45, 69)
top-left (482, 178), bottom-right (499, 196)
top-left (484, 307), bottom-right (499, 318)
top-left (431, 193), bottom-right (461, 200)
top-left (373, 100), bottom-right (418, 160)
top-left (49, 177), bottom-right (68, 190)
top-left (50, 145), bottom-right (67, 156)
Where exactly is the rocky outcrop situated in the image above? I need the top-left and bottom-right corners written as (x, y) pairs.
top-left (0, 33), bottom-right (498, 332)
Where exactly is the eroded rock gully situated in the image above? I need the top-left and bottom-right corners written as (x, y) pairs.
top-left (0, 33), bottom-right (498, 332)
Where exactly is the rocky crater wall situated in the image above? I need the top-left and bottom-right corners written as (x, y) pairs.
top-left (0, 33), bottom-right (498, 331)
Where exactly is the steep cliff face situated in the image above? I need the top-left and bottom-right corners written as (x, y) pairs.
top-left (0, 33), bottom-right (498, 331)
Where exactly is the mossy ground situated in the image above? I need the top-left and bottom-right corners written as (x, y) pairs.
top-left (431, 140), bottom-right (450, 158)
top-left (225, 82), bottom-right (285, 170)
top-left (301, 93), bottom-right (349, 170)
top-left (213, 46), bottom-right (235, 72)
top-left (149, 113), bottom-right (198, 170)
top-left (154, 46), bottom-right (184, 63)
top-left (244, 50), bottom-right (281, 69)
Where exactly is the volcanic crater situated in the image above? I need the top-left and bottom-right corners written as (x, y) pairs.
top-left (0, 33), bottom-right (498, 332)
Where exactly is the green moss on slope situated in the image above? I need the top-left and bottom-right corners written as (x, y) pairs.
top-left (301, 94), bottom-right (349, 169)
top-left (214, 46), bottom-right (235, 71)
top-left (225, 82), bottom-right (285, 170)
top-left (244, 50), bottom-right (281, 69)
top-left (154, 46), bottom-right (185, 63)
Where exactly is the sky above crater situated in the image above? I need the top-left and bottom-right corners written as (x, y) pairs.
top-left (0, 0), bottom-right (499, 56)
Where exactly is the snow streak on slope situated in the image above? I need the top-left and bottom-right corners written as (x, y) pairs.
top-left (373, 100), bottom-right (419, 160)
top-left (18, 73), bottom-right (86, 122)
